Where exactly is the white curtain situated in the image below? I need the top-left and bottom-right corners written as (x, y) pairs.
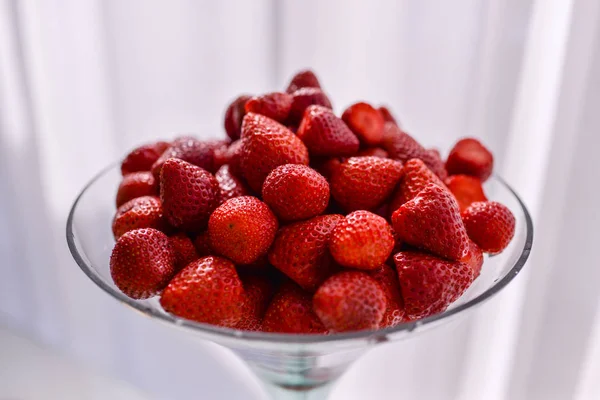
top-left (1, 0), bottom-right (599, 399)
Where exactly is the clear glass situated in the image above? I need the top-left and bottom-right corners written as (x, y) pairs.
top-left (66, 164), bottom-right (533, 399)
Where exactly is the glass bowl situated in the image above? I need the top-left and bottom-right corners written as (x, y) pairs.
top-left (66, 163), bottom-right (533, 399)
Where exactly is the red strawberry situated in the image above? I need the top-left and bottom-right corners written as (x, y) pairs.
top-left (169, 233), bottom-right (198, 271)
top-left (268, 214), bottom-right (343, 291)
top-left (391, 184), bottom-right (471, 261)
top-left (121, 141), bottom-right (170, 176)
top-left (160, 256), bottom-right (244, 327)
top-left (329, 211), bottom-right (394, 270)
top-left (296, 105), bottom-right (359, 157)
top-left (377, 106), bottom-right (398, 125)
top-left (208, 196), bottom-right (278, 264)
top-left (234, 274), bottom-right (275, 331)
top-left (221, 139), bottom-right (244, 178)
top-left (289, 87), bottom-right (333, 124)
top-left (160, 158), bottom-right (220, 231)
top-left (445, 174), bottom-right (488, 212)
top-left (462, 201), bottom-right (515, 254)
top-left (313, 271), bottom-right (386, 332)
top-left (446, 138), bottom-right (494, 182)
top-left (331, 156), bottom-right (403, 212)
top-left (115, 171), bottom-right (158, 207)
top-left (342, 102), bottom-right (385, 146)
top-left (389, 158), bottom-right (445, 214)
top-left (193, 231), bottom-right (213, 257)
top-left (112, 196), bottom-right (165, 239)
top-left (370, 264), bottom-right (405, 327)
top-left (152, 137), bottom-right (223, 179)
top-left (263, 281), bottom-right (327, 333)
top-left (224, 95), bottom-right (251, 140)
top-left (262, 164), bottom-right (329, 222)
top-left (245, 92), bottom-right (293, 123)
top-left (464, 240), bottom-right (484, 277)
top-left (110, 228), bottom-right (176, 299)
top-left (215, 164), bottom-right (250, 202)
top-left (394, 251), bottom-right (473, 320)
top-left (286, 69), bottom-right (322, 93)
top-left (240, 113), bottom-right (309, 192)
top-left (357, 147), bottom-right (388, 158)
top-left (211, 140), bottom-right (231, 171)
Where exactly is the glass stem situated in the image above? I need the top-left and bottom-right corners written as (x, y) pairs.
top-left (262, 380), bottom-right (335, 400)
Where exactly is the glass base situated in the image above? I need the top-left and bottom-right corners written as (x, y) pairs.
top-left (262, 381), bottom-right (334, 400)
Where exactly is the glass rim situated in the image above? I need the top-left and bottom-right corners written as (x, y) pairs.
top-left (66, 162), bottom-right (533, 345)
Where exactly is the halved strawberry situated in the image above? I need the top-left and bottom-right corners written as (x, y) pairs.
top-left (116, 171), bottom-right (158, 207)
top-left (446, 138), bottom-right (494, 182)
top-left (370, 264), bottom-right (405, 327)
top-left (152, 137), bottom-right (224, 178)
top-left (297, 105), bottom-right (359, 157)
top-left (342, 102), bottom-right (385, 145)
top-left (389, 158), bottom-right (444, 214)
top-left (112, 196), bottom-right (166, 239)
top-left (215, 164), bottom-right (250, 202)
top-left (245, 92), bottom-right (293, 123)
top-left (288, 87), bottom-right (333, 124)
top-left (121, 141), bottom-right (170, 176)
top-left (377, 106), bottom-right (398, 125)
top-left (462, 201), bottom-right (515, 254)
top-left (445, 174), bottom-right (488, 212)
top-left (224, 95), bottom-right (251, 140)
top-left (234, 274), bottom-right (276, 332)
top-left (168, 233), bottom-right (198, 271)
top-left (286, 69), bottom-right (322, 93)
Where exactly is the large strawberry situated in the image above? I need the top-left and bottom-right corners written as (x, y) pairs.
top-left (286, 69), bottom-right (322, 93)
top-left (245, 92), bottom-right (293, 123)
top-left (370, 264), bottom-right (405, 327)
top-left (342, 102), bottom-right (385, 146)
top-left (224, 95), bottom-right (251, 140)
top-left (110, 228), bottom-right (176, 299)
top-left (234, 274), bottom-right (276, 331)
top-left (445, 174), bottom-right (488, 212)
top-left (313, 271), bottom-right (387, 332)
top-left (208, 196), bottom-right (278, 264)
top-left (389, 158), bottom-right (445, 214)
top-left (297, 105), bottom-right (359, 157)
top-left (394, 251), bottom-right (473, 320)
top-left (446, 138), bottom-right (494, 182)
top-left (462, 201), bottom-right (515, 254)
top-left (168, 233), bottom-right (199, 271)
top-left (112, 196), bottom-right (166, 239)
top-left (330, 156), bottom-right (403, 212)
top-left (240, 113), bottom-right (309, 192)
top-left (391, 183), bottom-right (471, 261)
top-left (160, 158), bottom-right (220, 231)
top-left (115, 171), bottom-right (158, 207)
top-left (215, 164), bottom-right (250, 202)
top-left (152, 137), bottom-right (224, 178)
top-left (268, 214), bottom-right (343, 291)
top-left (121, 141), bottom-right (170, 176)
top-left (160, 256), bottom-right (244, 327)
top-left (288, 88), bottom-right (333, 124)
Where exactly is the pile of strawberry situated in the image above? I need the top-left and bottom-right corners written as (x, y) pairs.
top-left (109, 69), bottom-right (516, 334)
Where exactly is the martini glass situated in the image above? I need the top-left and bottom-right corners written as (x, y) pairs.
top-left (66, 163), bottom-right (533, 400)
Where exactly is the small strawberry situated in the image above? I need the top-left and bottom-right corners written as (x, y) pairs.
top-left (342, 102), bottom-right (385, 146)
top-left (169, 233), bottom-right (198, 271)
top-left (370, 264), bottom-right (405, 327)
top-left (288, 87), bottom-right (333, 124)
top-left (394, 251), bottom-right (473, 320)
top-left (234, 274), bottom-right (275, 331)
top-left (446, 138), bottom-right (494, 182)
top-left (160, 256), bottom-right (244, 327)
top-left (263, 281), bottom-right (327, 333)
top-left (313, 271), bottom-right (386, 332)
top-left (464, 240), bottom-right (484, 277)
top-left (112, 196), bottom-right (165, 239)
top-left (211, 140), bottom-right (231, 171)
top-left (121, 141), bottom-right (170, 176)
top-left (193, 231), bottom-right (213, 257)
top-left (152, 137), bottom-right (223, 179)
top-left (245, 92), bottom-right (293, 123)
top-left (286, 69), bottom-right (322, 93)
top-left (221, 139), bottom-right (244, 178)
top-left (110, 228), bottom-right (176, 299)
top-left (389, 158), bottom-right (445, 214)
top-left (445, 174), bottom-right (488, 212)
top-left (296, 105), bottom-right (359, 157)
top-left (330, 156), bottom-right (403, 212)
top-left (115, 171), bottom-right (158, 207)
top-left (240, 113), bottom-right (309, 192)
top-left (160, 158), bottom-right (220, 231)
top-left (208, 196), bottom-right (278, 264)
top-left (329, 210), bottom-right (394, 270)
top-left (377, 106), bottom-right (398, 125)
top-left (262, 164), bottom-right (329, 222)
top-left (462, 201), bottom-right (515, 254)
top-left (391, 183), bottom-right (471, 261)
top-left (268, 214), bottom-right (343, 291)
top-left (224, 95), bottom-right (251, 140)
top-left (357, 147), bottom-right (388, 158)
top-left (215, 164), bottom-right (250, 202)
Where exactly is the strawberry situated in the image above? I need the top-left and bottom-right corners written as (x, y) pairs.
top-left (160, 256), bottom-right (244, 327)
top-left (286, 69), bottom-right (322, 94)
top-left (389, 158), bottom-right (445, 214)
top-left (160, 158), bottom-right (220, 231)
top-left (224, 95), bottom-right (251, 140)
top-left (313, 271), bottom-right (387, 332)
top-left (234, 274), bottom-right (275, 331)
top-left (330, 156), bottom-right (403, 212)
top-left (211, 140), bottom-right (231, 171)
top-left (193, 231), bottom-right (213, 257)
top-left (391, 183), bottom-right (471, 261)
top-left (342, 102), bottom-right (385, 146)
top-left (240, 113), bottom-right (309, 192)
top-left (462, 201), bottom-right (515, 254)
top-left (311, 156), bottom-right (343, 181)
top-left (121, 141), bottom-right (170, 176)
top-left (110, 228), bottom-right (176, 299)
top-left (445, 174), bottom-right (488, 212)
top-left (370, 264), bottom-right (405, 327)
top-left (268, 214), bottom-right (343, 291)
top-left (288, 87), bottom-right (333, 124)
top-left (394, 251), bottom-right (473, 320)
top-left (263, 281), bottom-right (327, 333)
top-left (208, 196), bottom-right (278, 264)
top-left (152, 137), bottom-right (223, 179)
top-left (221, 139), bottom-right (244, 178)
top-left (329, 210), bottom-right (394, 270)
top-left (377, 106), bottom-right (398, 125)
top-left (215, 164), bottom-right (250, 202)
top-left (245, 92), bottom-right (293, 123)
top-left (296, 105), bottom-right (359, 157)
top-left (112, 196), bottom-right (166, 239)
top-left (357, 147), bottom-right (388, 158)
top-left (262, 164), bottom-right (329, 222)
top-left (169, 233), bottom-right (198, 271)
top-left (115, 171), bottom-right (158, 207)
top-left (446, 138), bottom-right (494, 182)
top-left (464, 240), bottom-right (484, 277)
